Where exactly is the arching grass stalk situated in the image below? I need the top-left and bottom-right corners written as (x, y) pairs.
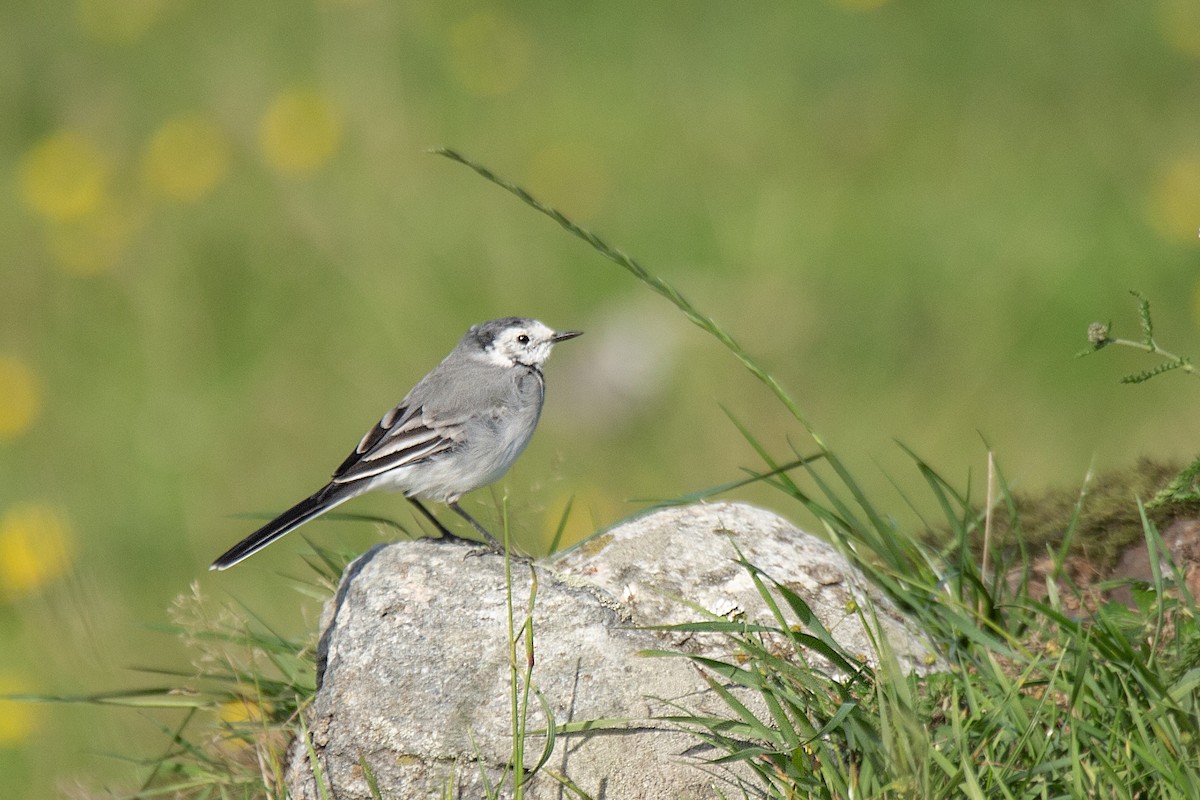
top-left (432, 148), bottom-right (819, 443)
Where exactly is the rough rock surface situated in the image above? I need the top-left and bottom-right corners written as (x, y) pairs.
top-left (287, 502), bottom-right (937, 799)
top-left (552, 502), bottom-right (937, 674)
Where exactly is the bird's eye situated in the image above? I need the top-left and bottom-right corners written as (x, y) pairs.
top-left (516, 334), bottom-right (530, 345)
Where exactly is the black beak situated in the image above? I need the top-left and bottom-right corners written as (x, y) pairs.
top-left (552, 330), bottom-right (583, 343)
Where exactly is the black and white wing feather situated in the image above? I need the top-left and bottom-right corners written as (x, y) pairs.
top-left (330, 402), bottom-right (465, 486)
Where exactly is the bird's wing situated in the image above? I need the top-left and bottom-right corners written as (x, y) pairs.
top-left (330, 402), bottom-right (467, 485)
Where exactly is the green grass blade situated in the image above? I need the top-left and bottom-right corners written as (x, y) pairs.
top-left (547, 494), bottom-right (574, 554)
top-left (358, 751), bottom-right (385, 800)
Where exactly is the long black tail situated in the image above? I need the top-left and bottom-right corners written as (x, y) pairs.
top-left (210, 483), bottom-right (355, 570)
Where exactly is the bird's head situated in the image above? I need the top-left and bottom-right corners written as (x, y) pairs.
top-left (466, 317), bottom-right (583, 369)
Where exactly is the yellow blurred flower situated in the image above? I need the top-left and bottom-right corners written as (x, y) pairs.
top-left (0, 357), bottom-right (40, 440)
top-left (1146, 154), bottom-right (1200, 242)
top-left (219, 697), bottom-right (268, 725)
top-left (216, 696), bottom-right (271, 753)
top-left (1158, 0), bottom-right (1200, 59)
top-left (77, 0), bottom-right (167, 43)
top-left (447, 12), bottom-right (531, 97)
top-left (142, 114), bottom-right (231, 202)
top-left (259, 88), bottom-right (343, 176)
top-left (19, 131), bottom-right (110, 221)
top-left (0, 504), bottom-right (75, 601)
top-left (45, 195), bottom-right (139, 275)
top-left (0, 674), bottom-right (38, 746)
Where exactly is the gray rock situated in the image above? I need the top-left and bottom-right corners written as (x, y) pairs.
top-left (287, 502), bottom-right (938, 799)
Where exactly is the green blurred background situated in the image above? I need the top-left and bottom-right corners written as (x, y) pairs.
top-left (2, 0), bottom-right (1200, 795)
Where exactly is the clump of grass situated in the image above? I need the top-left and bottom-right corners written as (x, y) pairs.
top-left (640, 463), bottom-right (1200, 798)
top-left (123, 545), bottom-right (355, 797)
top-left (14, 591), bottom-right (318, 798)
top-left (7, 540), bottom-right (353, 798)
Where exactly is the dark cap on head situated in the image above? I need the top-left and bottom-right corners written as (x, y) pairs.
top-left (465, 317), bottom-right (531, 349)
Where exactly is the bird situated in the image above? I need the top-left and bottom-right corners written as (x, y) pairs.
top-left (210, 317), bottom-right (582, 570)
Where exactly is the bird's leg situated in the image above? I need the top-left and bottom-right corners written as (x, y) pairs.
top-left (448, 502), bottom-right (504, 548)
top-left (406, 497), bottom-right (469, 542)
top-left (408, 497), bottom-right (501, 550)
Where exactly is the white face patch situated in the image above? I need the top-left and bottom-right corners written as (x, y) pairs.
top-left (482, 320), bottom-right (559, 368)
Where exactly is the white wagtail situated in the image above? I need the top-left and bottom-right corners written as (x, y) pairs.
top-left (210, 317), bottom-right (582, 570)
